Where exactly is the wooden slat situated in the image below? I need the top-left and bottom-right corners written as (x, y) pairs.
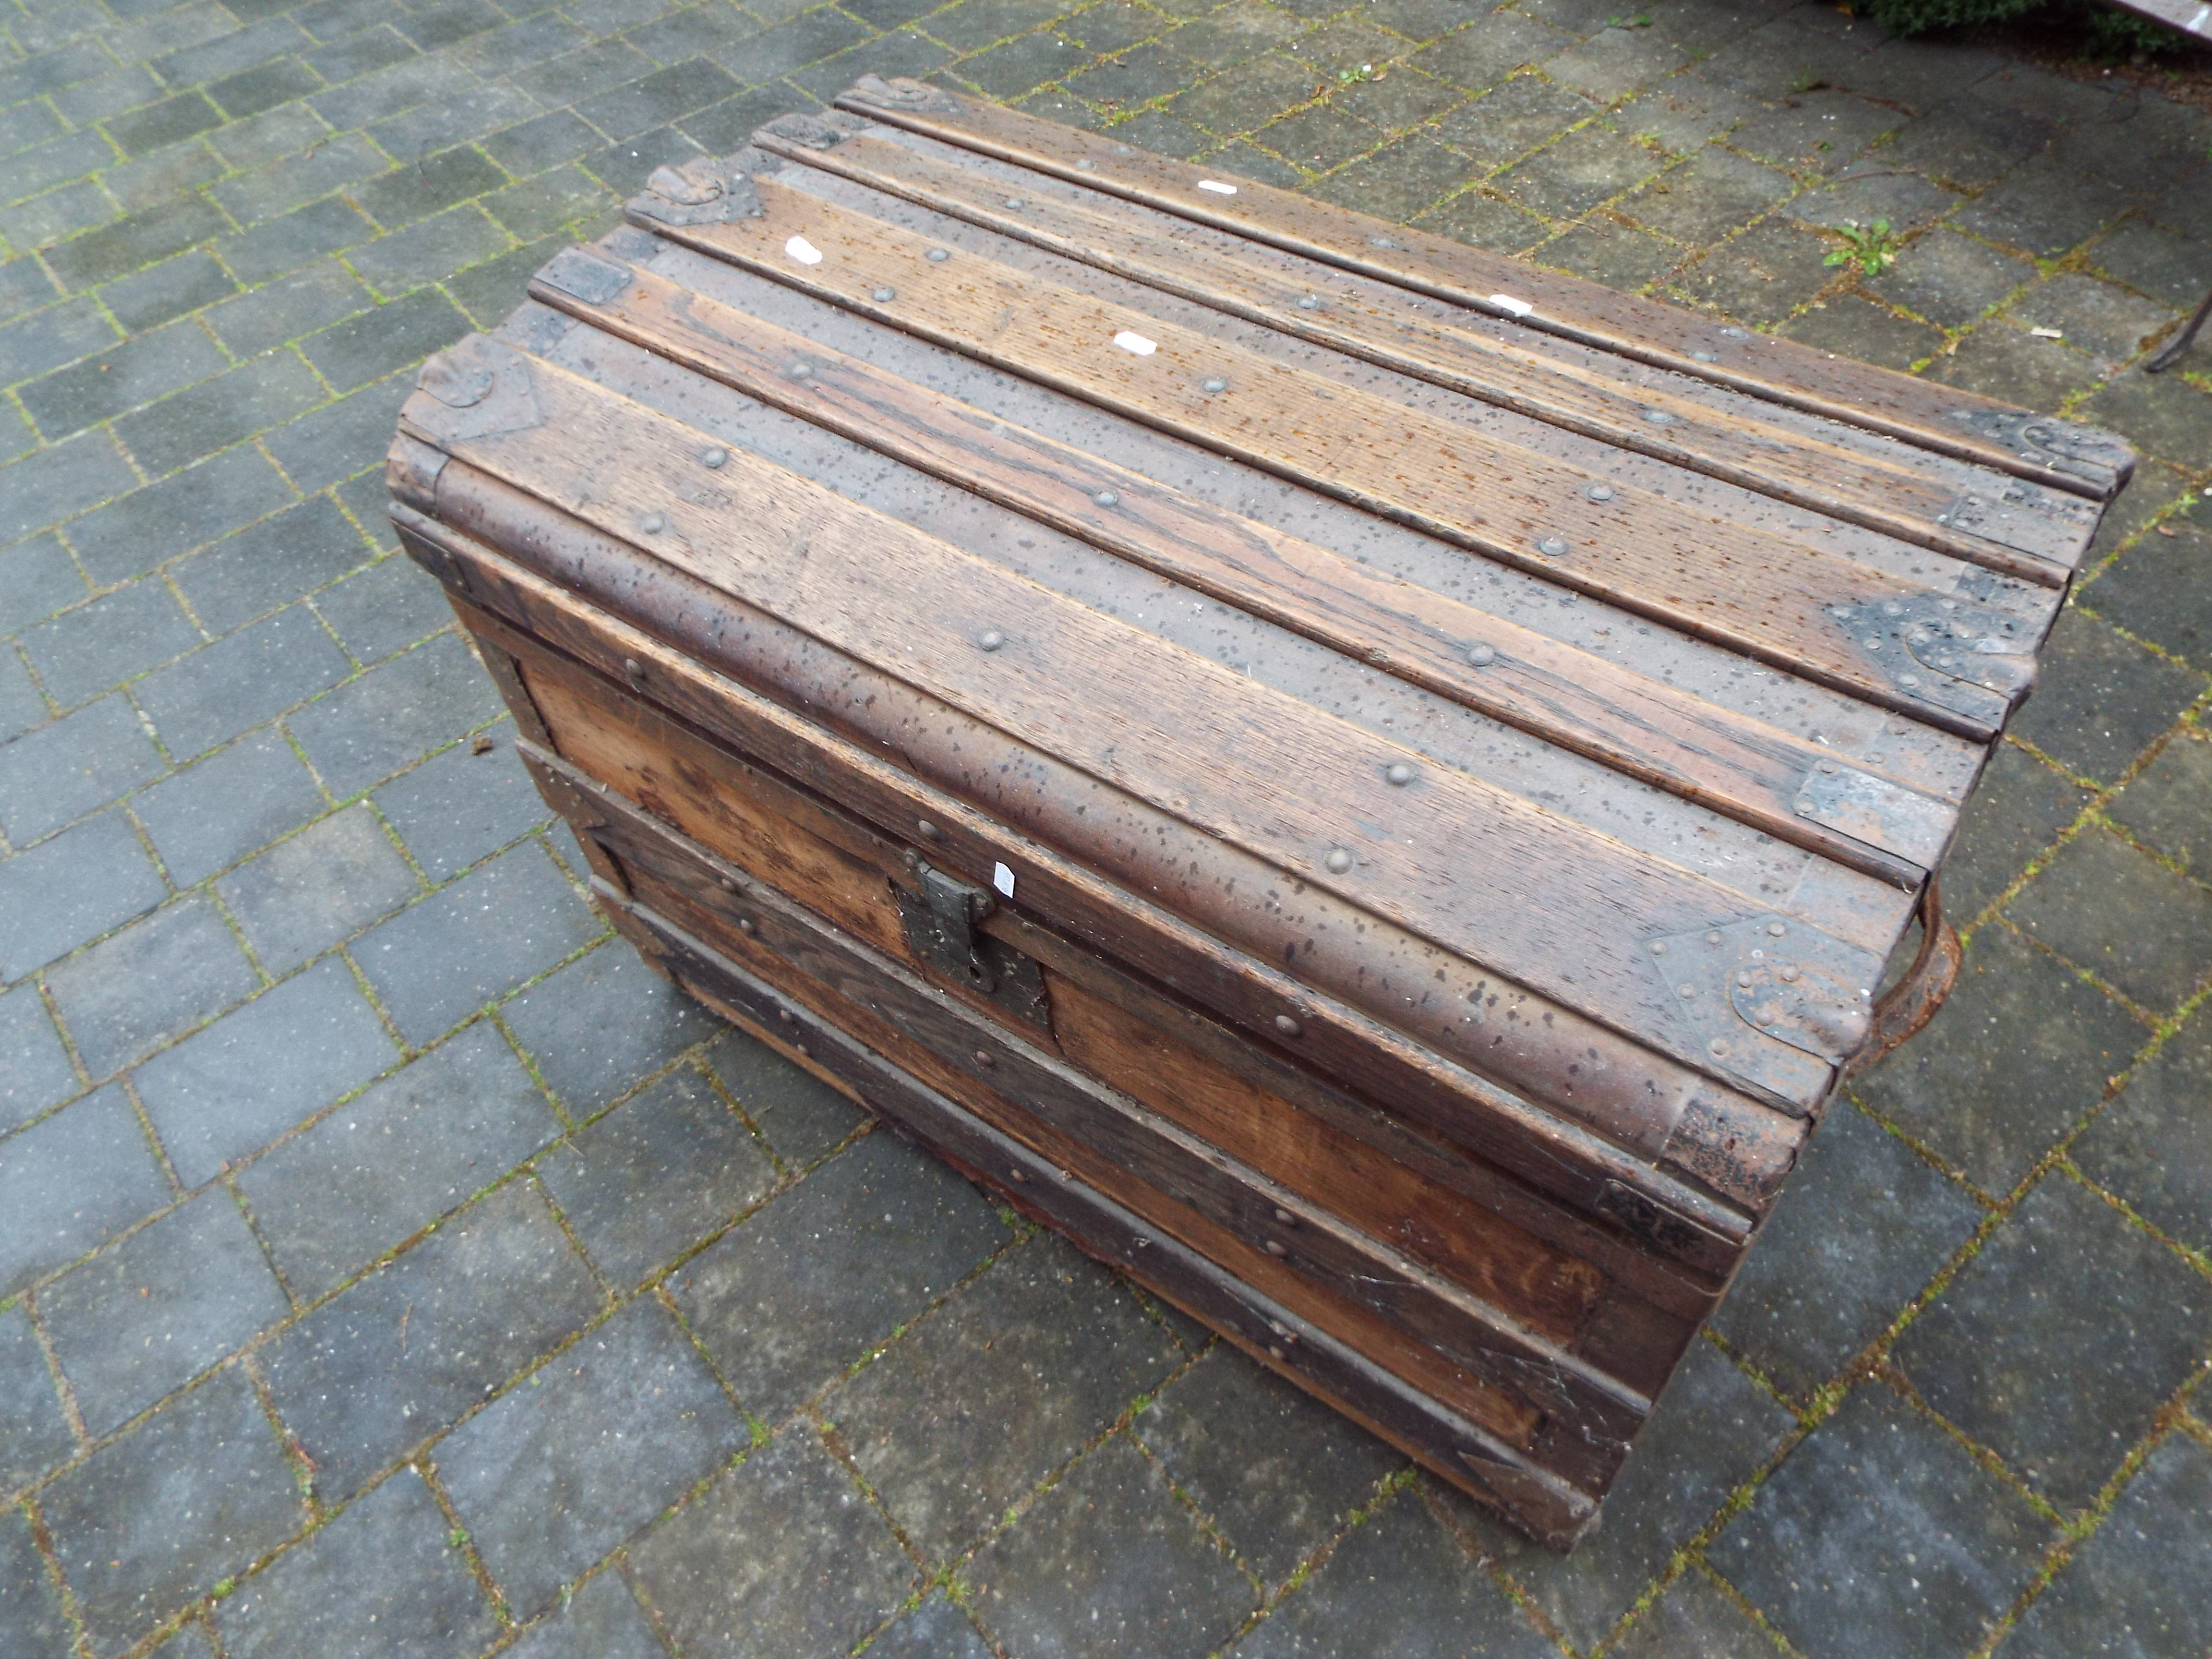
top-left (527, 254), bottom-right (1965, 885)
top-left (757, 124), bottom-right (2098, 584)
top-left (403, 505), bottom-right (1785, 1226)
top-left (830, 79), bottom-right (2135, 502)
top-left (640, 174), bottom-right (2051, 741)
top-left (402, 350), bottom-right (1901, 1099)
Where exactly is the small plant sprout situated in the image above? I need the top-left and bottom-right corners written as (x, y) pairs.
top-left (448, 1528), bottom-right (471, 1549)
top-left (1791, 66), bottom-right (1830, 92)
top-left (1608, 10), bottom-right (1654, 24)
top-left (1824, 218), bottom-right (1901, 276)
top-left (1336, 62), bottom-right (1376, 83)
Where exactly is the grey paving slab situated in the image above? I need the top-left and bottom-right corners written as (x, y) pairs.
top-left (41, 1368), bottom-right (305, 1657)
top-left (505, 1568), bottom-right (665, 1659)
top-left (671, 1130), bottom-right (1010, 1420)
top-left (371, 727), bottom-right (549, 881)
top-left (1711, 1385), bottom-right (2055, 1659)
top-left (43, 893), bottom-right (258, 1081)
top-left (0, 648), bottom-right (44, 744)
top-left (2006, 828), bottom-right (2212, 1014)
top-left (312, 550), bottom-right (457, 665)
top-left (865, 1592), bottom-right (996, 1659)
top-left (43, 1188), bottom-right (289, 1436)
top-left (0, 809), bottom-right (168, 983)
top-left (436, 1295), bottom-right (748, 1617)
top-left (214, 803), bottom-right (422, 976)
top-left (0, 533), bottom-right (91, 639)
top-left (134, 606), bottom-right (355, 764)
top-left (234, 1020), bottom-right (559, 1298)
top-left (262, 1177), bottom-right (601, 1503)
top-left (62, 442), bottom-right (299, 588)
top-left (833, 1232), bottom-right (1186, 1564)
top-left (20, 576), bottom-right (201, 710)
top-left (0, 692), bottom-right (166, 848)
top-left (1609, 1567), bottom-right (1785, 1659)
top-left (0, 1301), bottom-right (76, 1499)
top-left (284, 630), bottom-right (503, 799)
top-left (505, 938), bottom-right (723, 1121)
top-left (130, 733), bottom-right (329, 889)
top-left (2108, 728), bottom-right (2212, 874)
top-left (2007, 608), bottom-right (2208, 788)
top-left (1894, 1176), bottom-right (2212, 1513)
top-left (0, 1504), bottom-right (73, 1659)
top-left (701, 1027), bottom-right (863, 1168)
top-left (627, 1430), bottom-right (915, 1659)
top-left (0, 981), bottom-right (77, 1134)
top-left (535, 1066), bottom-right (774, 1287)
top-left (0, 1083), bottom-right (172, 1298)
top-left (217, 1466), bottom-right (499, 1659)
top-left (171, 494), bottom-right (373, 637)
top-left (2072, 1008), bottom-right (2212, 1257)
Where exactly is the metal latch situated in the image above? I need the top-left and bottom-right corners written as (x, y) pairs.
top-left (893, 861), bottom-right (1052, 1029)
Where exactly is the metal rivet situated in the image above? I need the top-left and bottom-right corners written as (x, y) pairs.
top-left (1899, 673), bottom-right (1922, 688)
top-left (871, 286), bottom-right (896, 302)
top-left (1706, 931), bottom-right (1724, 945)
top-left (1648, 940), bottom-right (1667, 955)
top-left (1779, 963), bottom-right (1801, 983)
top-left (1640, 407), bottom-right (1674, 425)
top-left (916, 818), bottom-right (941, 840)
top-left (719, 875), bottom-right (738, 892)
top-left (1004, 197), bottom-right (1025, 209)
top-left (796, 1044), bottom-right (809, 1058)
top-left (925, 248), bottom-right (950, 262)
top-left (1817, 760), bottom-right (1838, 773)
top-left (738, 917), bottom-right (756, 935)
top-left (640, 512), bottom-right (666, 533)
top-left (1297, 295), bottom-right (1319, 310)
top-left (787, 361), bottom-right (812, 379)
top-left (1584, 482), bottom-right (1615, 503)
top-left (1678, 983), bottom-right (1697, 999)
top-left (1538, 534), bottom-right (1569, 557)
top-left (1736, 971), bottom-right (1753, 988)
top-left (1274, 1013), bottom-right (1302, 1037)
top-left (1010, 1167), bottom-right (1030, 1183)
top-left (1267, 1344), bottom-right (1286, 1360)
top-left (1385, 761), bottom-right (1415, 786)
top-left (1467, 643), bottom-right (1496, 666)
top-left (1324, 847), bottom-right (1353, 874)
top-left (1692, 349), bottom-right (1718, 362)
top-left (777, 1008), bottom-right (793, 1023)
top-left (975, 1049), bottom-right (996, 1067)
top-left (1093, 490), bottom-right (1118, 506)
top-left (1767, 922), bottom-right (1787, 937)
top-left (1936, 513), bottom-right (1951, 525)
top-left (1264, 1239), bottom-right (1288, 1258)
top-left (1273, 1207), bottom-right (1296, 1224)
top-left (1881, 601), bottom-right (1904, 617)
top-left (1709, 1037), bottom-right (1730, 1055)
top-left (623, 657), bottom-right (644, 682)
top-left (1795, 798), bottom-right (1815, 815)
top-left (1202, 377), bottom-right (1228, 393)
top-left (700, 445), bottom-right (728, 468)
top-left (978, 628), bottom-right (1005, 651)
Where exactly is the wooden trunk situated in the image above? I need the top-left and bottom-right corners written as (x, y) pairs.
top-left (386, 78), bottom-right (2128, 1548)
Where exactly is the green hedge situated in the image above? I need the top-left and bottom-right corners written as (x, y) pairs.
top-left (1860, 0), bottom-right (2185, 50)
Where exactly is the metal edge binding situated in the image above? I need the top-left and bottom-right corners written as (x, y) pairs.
top-left (1943, 408), bottom-right (2135, 493)
top-left (627, 153), bottom-right (768, 228)
top-left (756, 108), bottom-right (871, 150)
top-left (844, 72), bottom-right (966, 114)
top-left (1840, 878), bottom-right (1961, 1081)
top-left (1827, 591), bottom-right (2037, 733)
top-left (399, 335), bottom-right (543, 447)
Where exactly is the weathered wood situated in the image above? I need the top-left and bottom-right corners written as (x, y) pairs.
top-left (757, 123), bottom-right (2097, 582)
top-left (525, 252), bottom-right (1965, 884)
top-left (830, 79), bottom-right (2135, 501)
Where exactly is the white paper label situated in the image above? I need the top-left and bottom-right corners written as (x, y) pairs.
top-left (992, 861), bottom-right (1015, 899)
top-left (1112, 331), bottom-right (1158, 356)
top-left (784, 236), bottom-right (823, 265)
top-left (1488, 293), bottom-right (1534, 318)
top-left (1197, 179), bottom-right (1238, 195)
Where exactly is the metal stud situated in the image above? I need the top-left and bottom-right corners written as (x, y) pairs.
top-left (738, 917), bottom-right (756, 935)
top-left (977, 628), bottom-right (1005, 651)
top-left (1719, 326), bottom-right (1748, 338)
top-left (1385, 761), bottom-right (1415, 786)
top-left (640, 511), bottom-right (666, 533)
top-left (1009, 1167), bottom-right (1030, 1183)
top-left (1273, 1207), bottom-right (1296, 1225)
top-left (974, 1049), bottom-right (996, 1067)
top-left (1093, 490), bottom-right (1119, 506)
top-left (1779, 964), bottom-right (1801, 982)
top-left (1817, 760), bottom-right (1838, 774)
top-left (623, 657), bottom-right (644, 683)
top-left (1267, 1345), bottom-right (1286, 1360)
top-left (1297, 295), bottom-right (1320, 310)
top-left (700, 445), bottom-right (728, 469)
top-left (1538, 534), bottom-right (1569, 557)
top-left (788, 361), bottom-right (812, 379)
top-left (1677, 983), bottom-right (1697, 999)
top-left (1264, 1239), bottom-right (1288, 1258)
top-left (916, 818), bottom-right (942, 840)
top-left (1708, 1037), bottom-right (1731, 1055)
top-left (926, 248), bottom-right (950, 262)
top-left (1584, 482), bottom-right (1615, 503)
top-left (1648, 940), bottom-right (1667, 955)
top-left (1863, 637), bottom-right (1884, 651)
top-left (1767, 921), bottom-right (1787, 937)
top-left (1706, 930), bottom-right (1724, 945)
top-left (1795, 798), bottom-right (1815, 816)
top-left (777, 1008), bottom-right (793, 1023)
top-left (1899, 672), bottom-right (1922, 688)
top-left (1736, 971), bottom-right (1754, 988)
top-left (1467, 643), bottom-right (1496, 666)
top-left (1201, 377), bottom-right (1228, 393)
top-left (1881, 601), bottom-right (1904, 617)
top-left (871, 286), bottom-right (896, 302)
top-left (1274, 1013), bottom-right (1303, 1037)
top-left (1003, 197), bottom-right (1025, 209)
top-left (1324, 847), bottom-right (1353, 874)
top-left (1640, 407), bottom-right (1674, 425)
top-left (718, 874), bottom-right (738, 892)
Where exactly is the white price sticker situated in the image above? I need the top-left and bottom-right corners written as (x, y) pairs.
top-left (1197, 179), bottom-right (1238, 195)
top-left (1112, 331), bottom-right (1158, 356)
top-left (993, 862), bottom-right (1015, 899)
top-left (784, 236), bottom-right (823, 265)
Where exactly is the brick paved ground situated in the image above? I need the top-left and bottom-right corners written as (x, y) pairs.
top-left (0, 0), bottom-right (2210, 1647)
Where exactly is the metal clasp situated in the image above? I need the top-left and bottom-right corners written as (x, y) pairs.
top-left (906, 862), bottom-right (997, 992)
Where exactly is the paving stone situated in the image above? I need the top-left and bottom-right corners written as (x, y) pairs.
top-left (1618, 146), bottom-right (1791, 246)
top-left (1543, 24), bottom-right (1689, 100)
top-left (205, 261), bottom-right (372, 358)
top-left (627, 1430), bottom-right (914, 1659)
top-left (44, 894), bottom-right (257, 1081)
top-left (1234, 1485), bottom-right (1554, 1658)
top-left (215, 803), bottom-right (419, 975)
top-left (44, 1189), bottom-right (290, 1436)
top-left (956, 32), bottom-right (1094, 100)
top-left (173, 495), bottom-right (370, 637)
top-left (2006, 607), bottom-right (2205, 787)
top-left (2002, 1431), bottom-right (2212, 1659)
top-left (504, 937), bottom-right (723, 1120)
top-left (1255, 101), bottom-right (1378, 172)
top-left (1609, 1566), bottom-right (1785, 1659)
top-left (0, 650), bottom-right (45, 743)
top-left (1953, 156), bottom-right (2121, 260)
top-left (966, 1432), bottom-right (1254, 1659)
top-left (65, 443), bottom-right (300, 587)
top-left (299, 286), bottom-right (472, 392)
top-left (2087, 515), bottom-right (2212, 669)
top-left (107, 89), bottom-right (225, 155)
top-left (41, 1369), bottom-right (305, 1656)
top-left (285, 630), bottom-right (502, 798)
top-left (445, 232), bottom-right (569, 329)
top-left (437, 1295), bottom-right (748, 1617)
top-left (2006, 829), bottom-right (2212, 1014)
top-left (216, 194), bottom-right (379, 285)
top-left (536, 1066), bottom-right (773, 1286)
top-left (353, 843), bottom-right (601, 1045)
top-left (138, 606), bottom-right (352, 762)
top-left (115, 351), bottom-right (331, 477)
top-left (701, 1026), bottom-right (863, 1167)
top-left (671, 1130), bottom-right (1009, 1419)
top-left (1535, 214), bottom-right (1677, 290)
top-left (262, 1178), bottom-right (601, 1501)
top-left (2006, 272), bottom-right (2177, 375)
top-left (1863, 226), bottom-right (2032, 331)
top-left (0, 811), bottom-right (168, 983)
top-left (1779, 293), bottom-right (1941, 372)
top-left (18, 319), bottom-right (228, 444)
top-left (1134, 1344), bottom-right (1398, 1588)
top-left (45, 195), bottom-right (231, 293)
top-left (333, 466), bottom-right (400, 553)
top-left (21, 577), bottom-right (202, 710)
top-left (1411, 183), bottom-right (1553, 254)
top-left (1324, 67), bottom-right (1463, 137)
top-left (0, 1302), bottom-right (76, 1499)
top-left (1309, 130), bottom-right (1482, 220)
top-left (1676, 217), bottom-right (1837, 328)
top-left (1854, 923), bottom-right (2142, 1195)
top-left (1896, 1176), bottom-right (2212, 1511)
top-left (1497, 120), bottom-right (1659, 218)
top-left (505, 1569), bottom-right (664, 1659)
top-left (234, 1020), bottom-right (558, 1296)
top-left (0, 431), bottom-right (139, 546)
top-left (1928, 325), bottom-right (2102, 419)
top-left (1712, 1386), bottom-right (2052, 1659)
top-left (137, 956), bottom-right (400, 1189)
top-left (833, 1233), bottom-right (1183, 1563)
top-left (1427, 74), bottom-right (1591, 172)
top-left (0, 982), bottom-right (77, 1134)
top-left (0, 1499), bottom-right (76, 1659)
top-left (865, 1591), bottom-right (995, 1659)
top-left (1938, 741), bottom-right (2092, 924)
top-left (2089, 217), bottom-right (2205, 315)
top-left (262, 369), bottom-right (414, 492)
top-left (314, 553), bottom-right (460, 668)
top-left (0, 1083), bottom-right (171, 1297)
top-left (483, 164), bottom-right (616, 241)
top-left (0, 129), bottom-right (124, 208)
top-left (371, 729), bottom-right (545, 879)
top-left (0, 694), bottom-right (166, 848)
top-left (217, 1465), bottom-right (498, 1659)
top-left (2108, 729), bottom-right (2212, 877)
top-left (0, 297), bottom-right (119, 388)
top-left (99, 251), bottom-right (237, 334)
top-left (0, 534), bottom-right (90, 640)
